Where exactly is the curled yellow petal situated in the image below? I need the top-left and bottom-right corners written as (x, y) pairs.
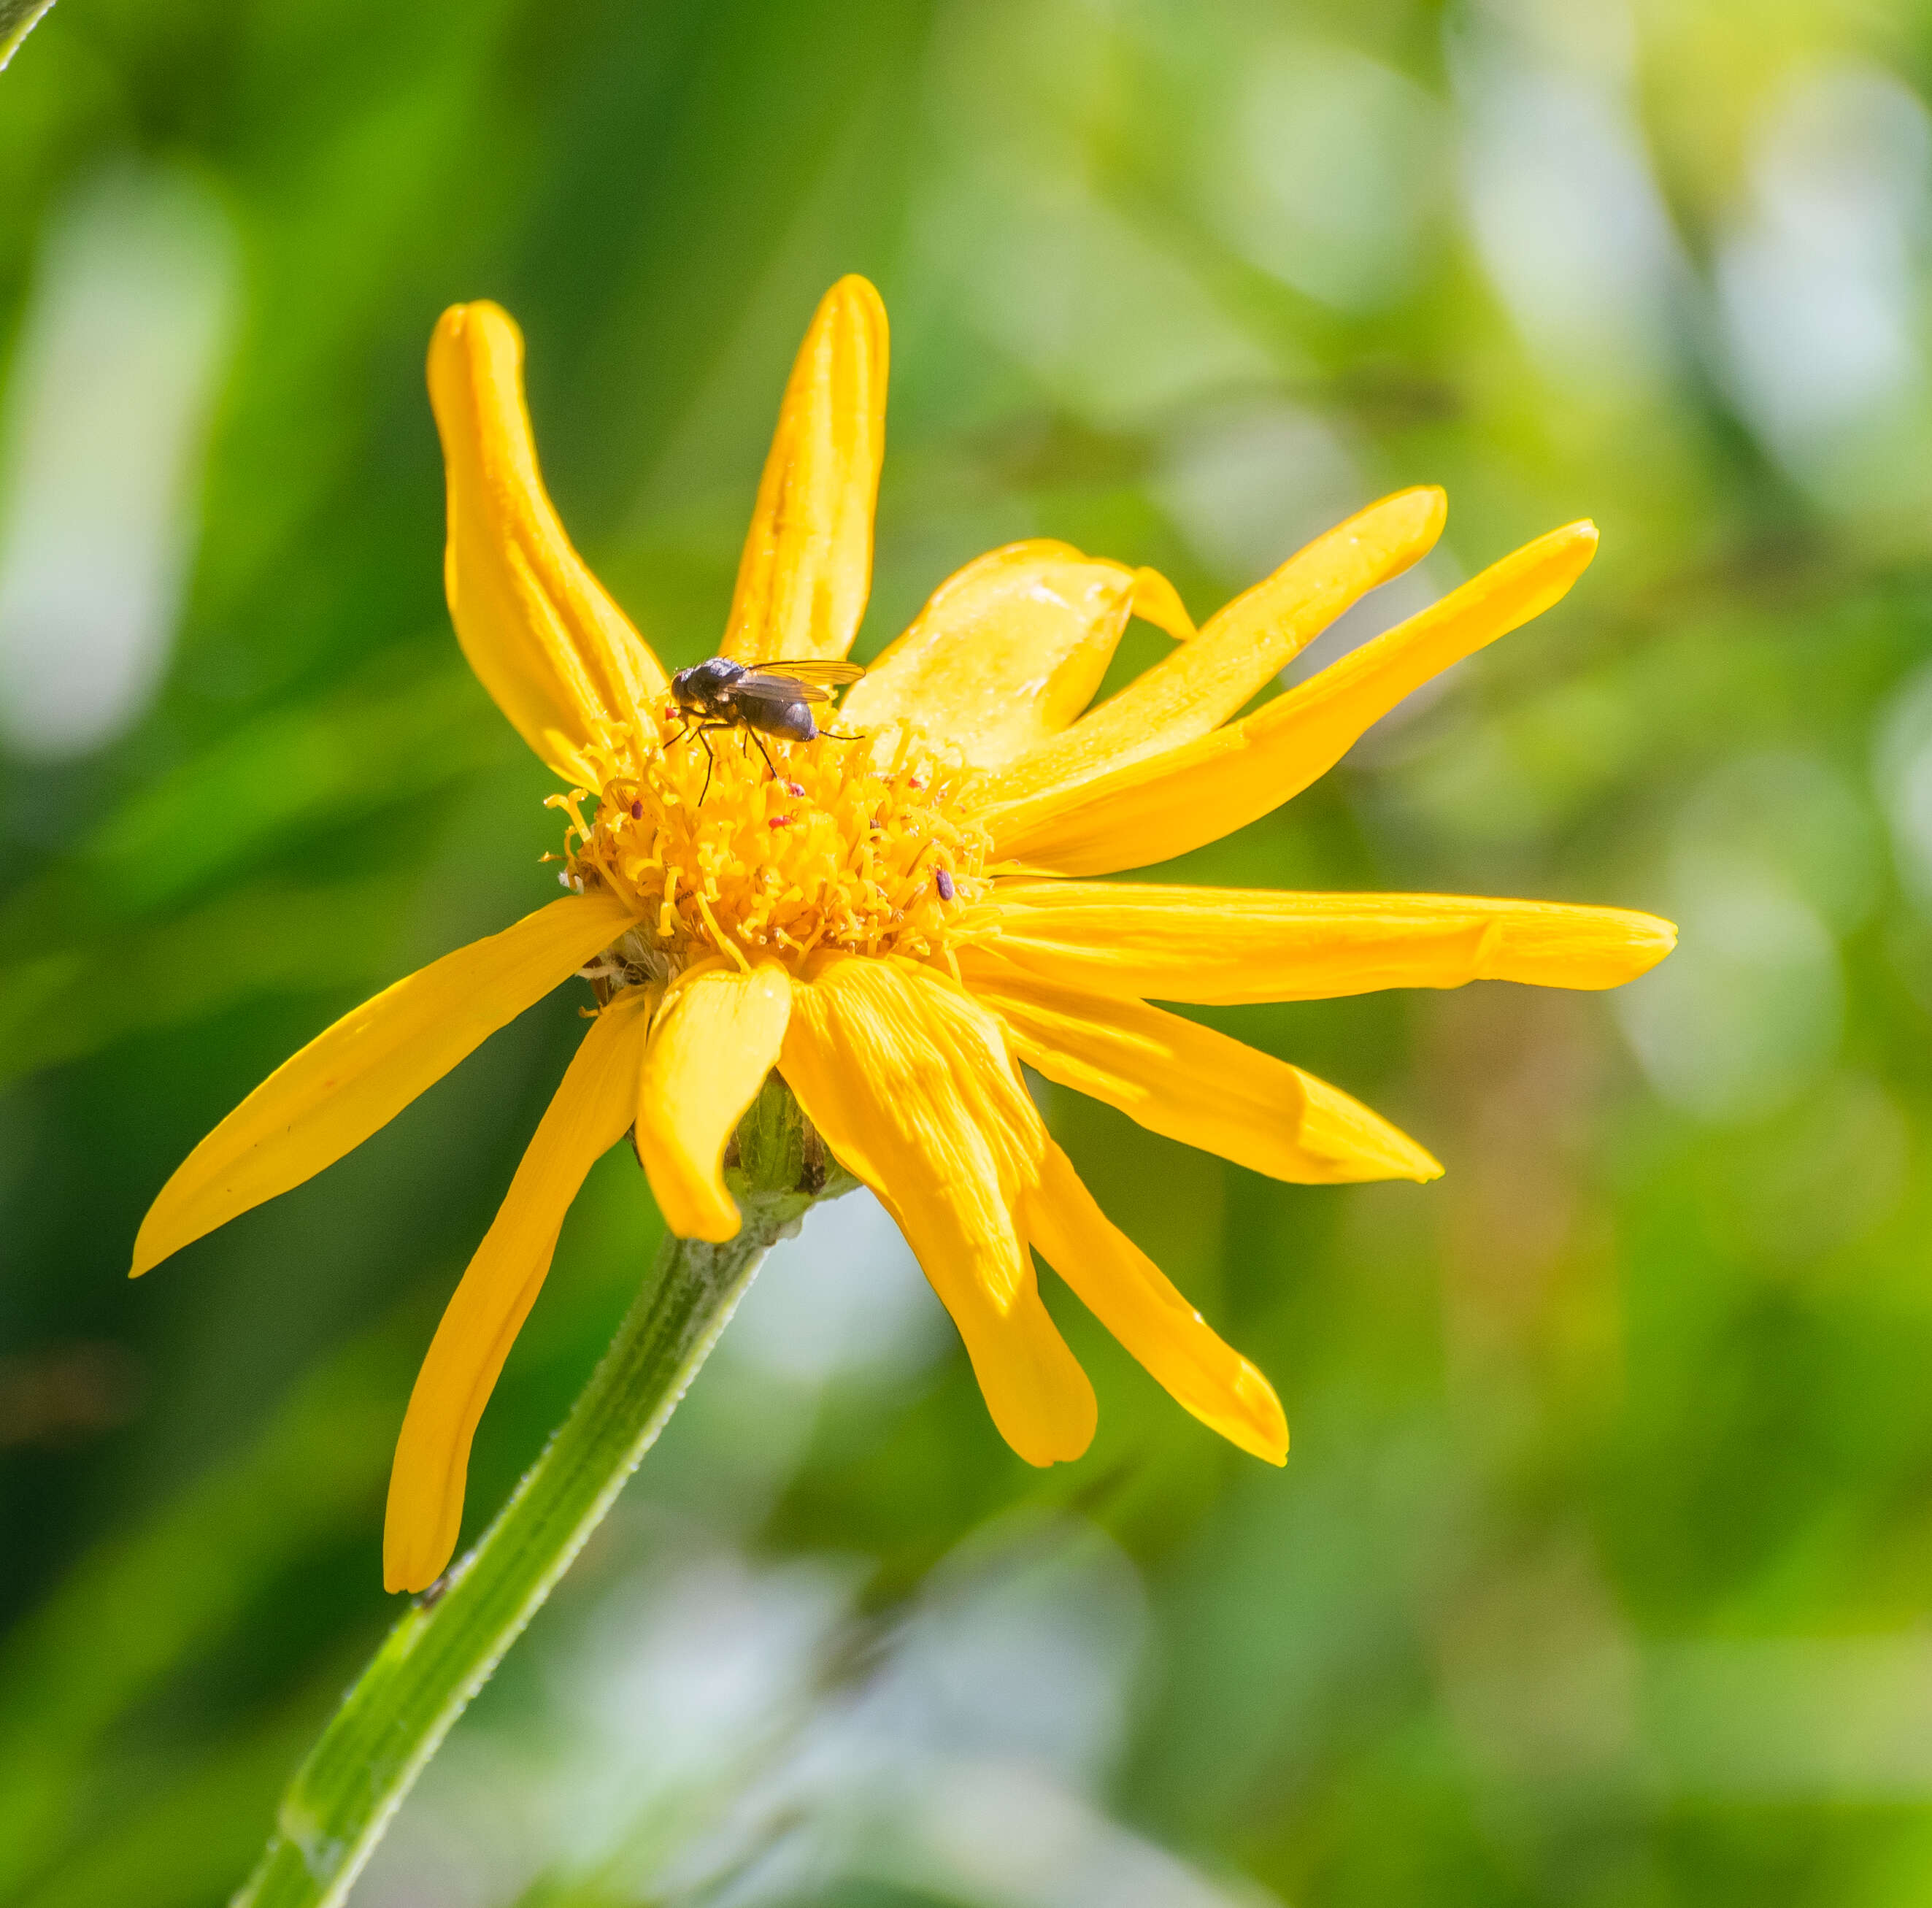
top-left (131, 890), bottom-right (636, 1278)
top-left (779, 957), bottom-right (1094, 1464)
top-left (1129, 566), bottom-right (1196, 642)
top-left (721, 276), bottom-right (888, 664)
top-left (977, 882), bottom-right (1677, 1005)
top-left (988, 521), bottom-right (1599, 874)
top-left (383, 988), bottom-right (653, 1594)
top-left (635, 964), bottom-right (791, 1242)
top-left (1024, 1144), bottom-right (1287, 1464)
top-left (839, 541), bottom-right (1138, 766)
top-left (977, 487), bottom-right (1447, 809)
top-left (965, 955), bottom-right (1439, 1184)
top-left (429, 304), bottom-right (668, 774)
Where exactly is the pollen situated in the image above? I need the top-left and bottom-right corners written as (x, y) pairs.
top-left (556, 718), bottom-right (990, 979)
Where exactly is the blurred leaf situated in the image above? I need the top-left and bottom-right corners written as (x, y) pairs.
top-left (0, 653), bottom-right (515, 960)
top-left (0, 1328), bottom-right (409, 1897)
top-left (75, 656), bottom-right (514, 916)
top-left (0, 873), bottom-right (416, 1089)
top-left (15, 1707), bottom-right (323, 1908)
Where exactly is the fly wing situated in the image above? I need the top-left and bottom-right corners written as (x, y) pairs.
top-left (757, 658), bottom-right (865, 686)
top-left (738, 659), bottom-right (863, 705)
top-left (728, 674), bottom-right (826, 715)
top-left (768, 658), bottom-right (865, 683)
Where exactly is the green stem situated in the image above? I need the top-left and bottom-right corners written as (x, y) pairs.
top-left (235, 1081), bottom-right (845, 1908)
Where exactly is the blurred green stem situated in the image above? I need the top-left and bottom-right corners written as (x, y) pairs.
top-left (0, 0), bottom-right (55, 68)
top-left (236, 1081), bottom-right (847, 1908)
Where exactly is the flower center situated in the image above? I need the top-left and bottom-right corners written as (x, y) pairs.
top-left (558, 717), bottom-right (990, 981)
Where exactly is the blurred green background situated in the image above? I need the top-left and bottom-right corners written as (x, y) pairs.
top-left (8, 1), bottom-right (1932, 1903)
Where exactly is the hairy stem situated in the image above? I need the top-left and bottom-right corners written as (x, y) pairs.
top-left (236, 1080), bottom-right (847, 1908)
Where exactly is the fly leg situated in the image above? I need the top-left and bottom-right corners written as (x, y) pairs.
top-left (663, 711), bottom-right (734, 803)
top-left (691, 721), bottom-right (744, 803)
top-left (744, 726), bottom-right (782, 780)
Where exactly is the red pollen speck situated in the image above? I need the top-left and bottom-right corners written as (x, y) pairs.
top-left (629, 799), bottom-right (643, 819)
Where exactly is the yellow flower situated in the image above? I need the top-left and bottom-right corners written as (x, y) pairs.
top-left (130, 277), bottom-right (1674, 1593)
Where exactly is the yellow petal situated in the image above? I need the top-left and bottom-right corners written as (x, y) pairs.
top-left (780, 956), bottom-right (1094, 1463)
top-left (635, 964), bottom-right (791, 1242)
top-left (976, 882), bottom-right (1677, 1004)
top-left (988, 521), bottom-right (1598, 874)
top-left (965, 954), bottom-right (1439, 1183)
top-left (1130, 566), bottom-right (1196, 641)
top-left (1024, 1143), bottom-right (1286, 1463)
top-left (383, 987), bottom-right (653, 1593)
top-left (131, 890), bottom-right (635, 1277)
top-left (976, 487), bottom-right (1447, 810)
top-left (839, 542), bottom-right (1139, 766)
top-left (429, 304), bottom-right (669, 774)
top-left (721, 276), bottom-right (888, 665)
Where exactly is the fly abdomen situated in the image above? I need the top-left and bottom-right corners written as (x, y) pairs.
top-left (748, 700), bottom-right (818, 744)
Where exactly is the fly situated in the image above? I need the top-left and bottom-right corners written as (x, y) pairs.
top-left (667, 656), bottom-right (866, 801)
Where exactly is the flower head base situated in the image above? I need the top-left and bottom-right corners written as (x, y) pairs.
top-left (130, 274), bottom-right (1677, 1595)
top-left (559, 720), bottom-right (991, 981)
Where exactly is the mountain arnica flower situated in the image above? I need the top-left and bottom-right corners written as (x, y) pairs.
top-left (131, 277), bottom-right (1674, 1593)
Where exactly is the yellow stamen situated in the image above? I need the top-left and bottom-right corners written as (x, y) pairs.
top-left (564, 718), bottom-right (990, 984)
top-left (696, 888), bottom-right (753, 974)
